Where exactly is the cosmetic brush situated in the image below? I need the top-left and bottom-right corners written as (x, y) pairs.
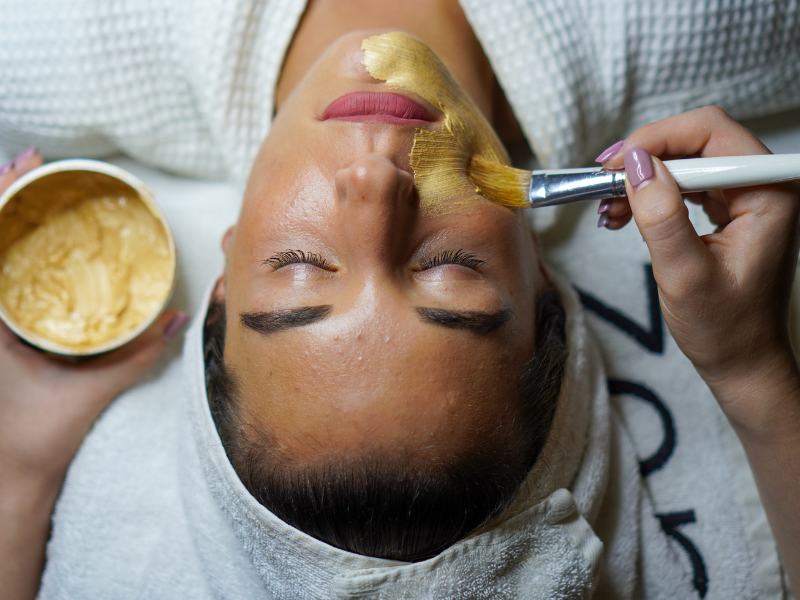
top-left (468, 154), bottom-right (800, 209)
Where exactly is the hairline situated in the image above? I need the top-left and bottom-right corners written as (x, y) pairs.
top-left (204, 287), bottom-right (567, 561)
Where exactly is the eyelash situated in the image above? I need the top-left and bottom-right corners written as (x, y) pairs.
top-left (262, 250), bottom-right (332, 270)
top-left (419, 249), bottom-right (485, 271)
top-left (263, 249), bottom-right (485, 271)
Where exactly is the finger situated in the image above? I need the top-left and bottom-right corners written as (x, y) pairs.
top-left (0, 159), bottom-right (16, 192)
top-left (0, 319), bottom-right (18, 347)
top-left (0, 148), bottom-right (43, 194)
top-left (79, 309), bottom-right (191, 402)
top-left (597, 197), bottom-right (630, 218)
top-left (597, 197), bottom-right (632, 229)
top-left (93, 309), bottom-right (190, 372)
top-left (684, 192), bottom-right (707, 205)
top-left (601, 211), bottom-right (633, 230)
top-left (11, 147), bottom-right (42, 176)
top-left (0, 318), bottom-right (45, 364)
top-left (601, 107), bottom-right (769, 172)
top-left (624, 148), bottom-right (709, 275)
top-left (702, 196), bottom-right (733, 228)
top-left (713, 183), bottom-right (800, 274)
top-left (21, 310), bottom-right (191, 451)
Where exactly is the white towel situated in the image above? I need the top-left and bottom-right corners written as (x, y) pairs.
top-left (0, 0), bottom-right (794, 595)
top-left (460, 0), bottom-right (800, 168)
top-left (39, 251), bottom-right (699, 598)
top-left (3, 0), bottom-right (800, 174)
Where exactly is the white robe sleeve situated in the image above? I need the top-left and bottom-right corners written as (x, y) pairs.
top-left (0, 0), bottom-right (307, 180)
top-left (461, 0), bottom-right (800, 168)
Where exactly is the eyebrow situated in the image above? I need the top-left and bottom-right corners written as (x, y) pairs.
top-left (240, 306), bottom-right (332, 334)
top-left (238, 305), bottom-right (512, 336)
top-left (415, 307), bottom-right (512, 334)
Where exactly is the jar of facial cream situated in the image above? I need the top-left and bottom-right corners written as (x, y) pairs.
top-left (0, 160), bottom-right (177, 356)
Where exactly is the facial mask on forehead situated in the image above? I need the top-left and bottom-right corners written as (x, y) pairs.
top-left (361, 32), bottom-right (510, 216)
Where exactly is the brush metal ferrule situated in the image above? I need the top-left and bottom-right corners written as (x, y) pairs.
top-left (527, 168), bottom-right (627, 208)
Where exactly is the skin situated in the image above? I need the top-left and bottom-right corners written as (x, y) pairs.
top-left (3, 1), bottom-right (800, 598)
top-left (221, 30), bottom-right (542, 460)
top-left (275, 0), bottom-right (525, 145)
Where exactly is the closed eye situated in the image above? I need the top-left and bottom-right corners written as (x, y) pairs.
top-left (262, 250), bottom-right (333, 271)
top-left (419, 249), bottom-right (485, 271)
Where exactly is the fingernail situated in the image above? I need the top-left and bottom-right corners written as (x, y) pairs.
top-left (164, 311), bottom-right (191, 339)
top-left (598, 199), bottom-right (613, 214)
top-left (595, 140), bottom-right (625, 163)
top-left (624, 147), bottom-right (654, 187)
top-left (13, 147), bottom-right (38, 163)
top-left (597, 214), bottom-right (610, 228)
top-left (0, 161), bottom-right (13, 176)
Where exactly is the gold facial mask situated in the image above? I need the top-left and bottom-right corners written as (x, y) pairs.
top-left (361, 32), bottom-right (510, 216)
top-left (0, 167), bottom-right (174, 354)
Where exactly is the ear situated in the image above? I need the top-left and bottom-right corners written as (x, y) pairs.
top-left (525, 226), bottom-right (550, 287)
top-left (221, 226), bottom-right (234, 255)
top-left (212, 276), bottom-right (225, 301)
top-left (215, 226), bottom-right (234, 302)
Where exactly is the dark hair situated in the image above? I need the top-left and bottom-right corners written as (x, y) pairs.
top-left (204, 288), bottom-right (567, 562)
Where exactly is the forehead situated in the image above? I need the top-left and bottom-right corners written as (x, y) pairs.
top-left (227, 307), bottom-right (527, 456)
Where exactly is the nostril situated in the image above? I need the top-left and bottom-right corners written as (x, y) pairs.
top-left (398, 169), bottom-right (415, 197)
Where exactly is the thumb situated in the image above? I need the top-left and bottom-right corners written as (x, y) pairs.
top-left (625, 147), bottom-right (709, 277)
top-left (84, 309), bottom-right (191, 395)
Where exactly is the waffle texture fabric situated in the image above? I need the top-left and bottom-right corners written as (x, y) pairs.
top-left (0, 0), bottom-right (308, 180)
top-left (3, 0), bottom-right (800, 176)
top-left (460, 0), bottom-right (800, 167)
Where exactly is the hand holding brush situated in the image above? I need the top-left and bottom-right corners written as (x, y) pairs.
top-left (537, 106), bottom-right (800, 591)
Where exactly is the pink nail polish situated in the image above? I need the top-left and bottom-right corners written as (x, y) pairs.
top-left (597, 214), bottom-right (610, 228)
top-left (0, 161), bottom-right (13, 176)
top-left (598, 199), bottom-right (612, 214)
top-left (164, 312), bottom-right (191, 339)
top-left (595, 140), bottom-right (624, 163)
top-left (13, 147), bottom-right (38, 163)
top-left (624, 147), bottom-right (654, 187)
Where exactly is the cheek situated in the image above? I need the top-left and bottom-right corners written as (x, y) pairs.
top-left (228, 168), bottom-right (336, 285)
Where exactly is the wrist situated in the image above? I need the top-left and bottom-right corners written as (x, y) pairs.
top-left (702, 347), bottom-right (800, 442)
top-left (0, 460), bottom-right (61, 600)
top-left (0, 458), bottom-right (64, 518)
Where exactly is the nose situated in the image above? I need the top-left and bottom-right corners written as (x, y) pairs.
top-left (335, 153), bottom-right (417, 268)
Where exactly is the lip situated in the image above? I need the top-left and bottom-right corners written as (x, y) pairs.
top-left (323, 92), bottom-right (437, 125)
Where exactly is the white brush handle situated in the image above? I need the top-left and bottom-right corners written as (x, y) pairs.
top-left (665, 154), bottom-right (800, 192)
top-left (527, 154), bottom-right (800, 207)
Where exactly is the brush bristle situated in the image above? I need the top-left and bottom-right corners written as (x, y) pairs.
top-left (468, 155), bottom-right (531, 209)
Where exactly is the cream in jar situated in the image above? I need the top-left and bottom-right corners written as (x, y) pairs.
top-left (0, 165), bottom-right (175, 354)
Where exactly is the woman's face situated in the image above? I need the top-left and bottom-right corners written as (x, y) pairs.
top-left (222, 31), bottom-right (545, 460)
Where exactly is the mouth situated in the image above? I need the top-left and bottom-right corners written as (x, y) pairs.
top-left (323, 92), bottom-right (437, 125)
